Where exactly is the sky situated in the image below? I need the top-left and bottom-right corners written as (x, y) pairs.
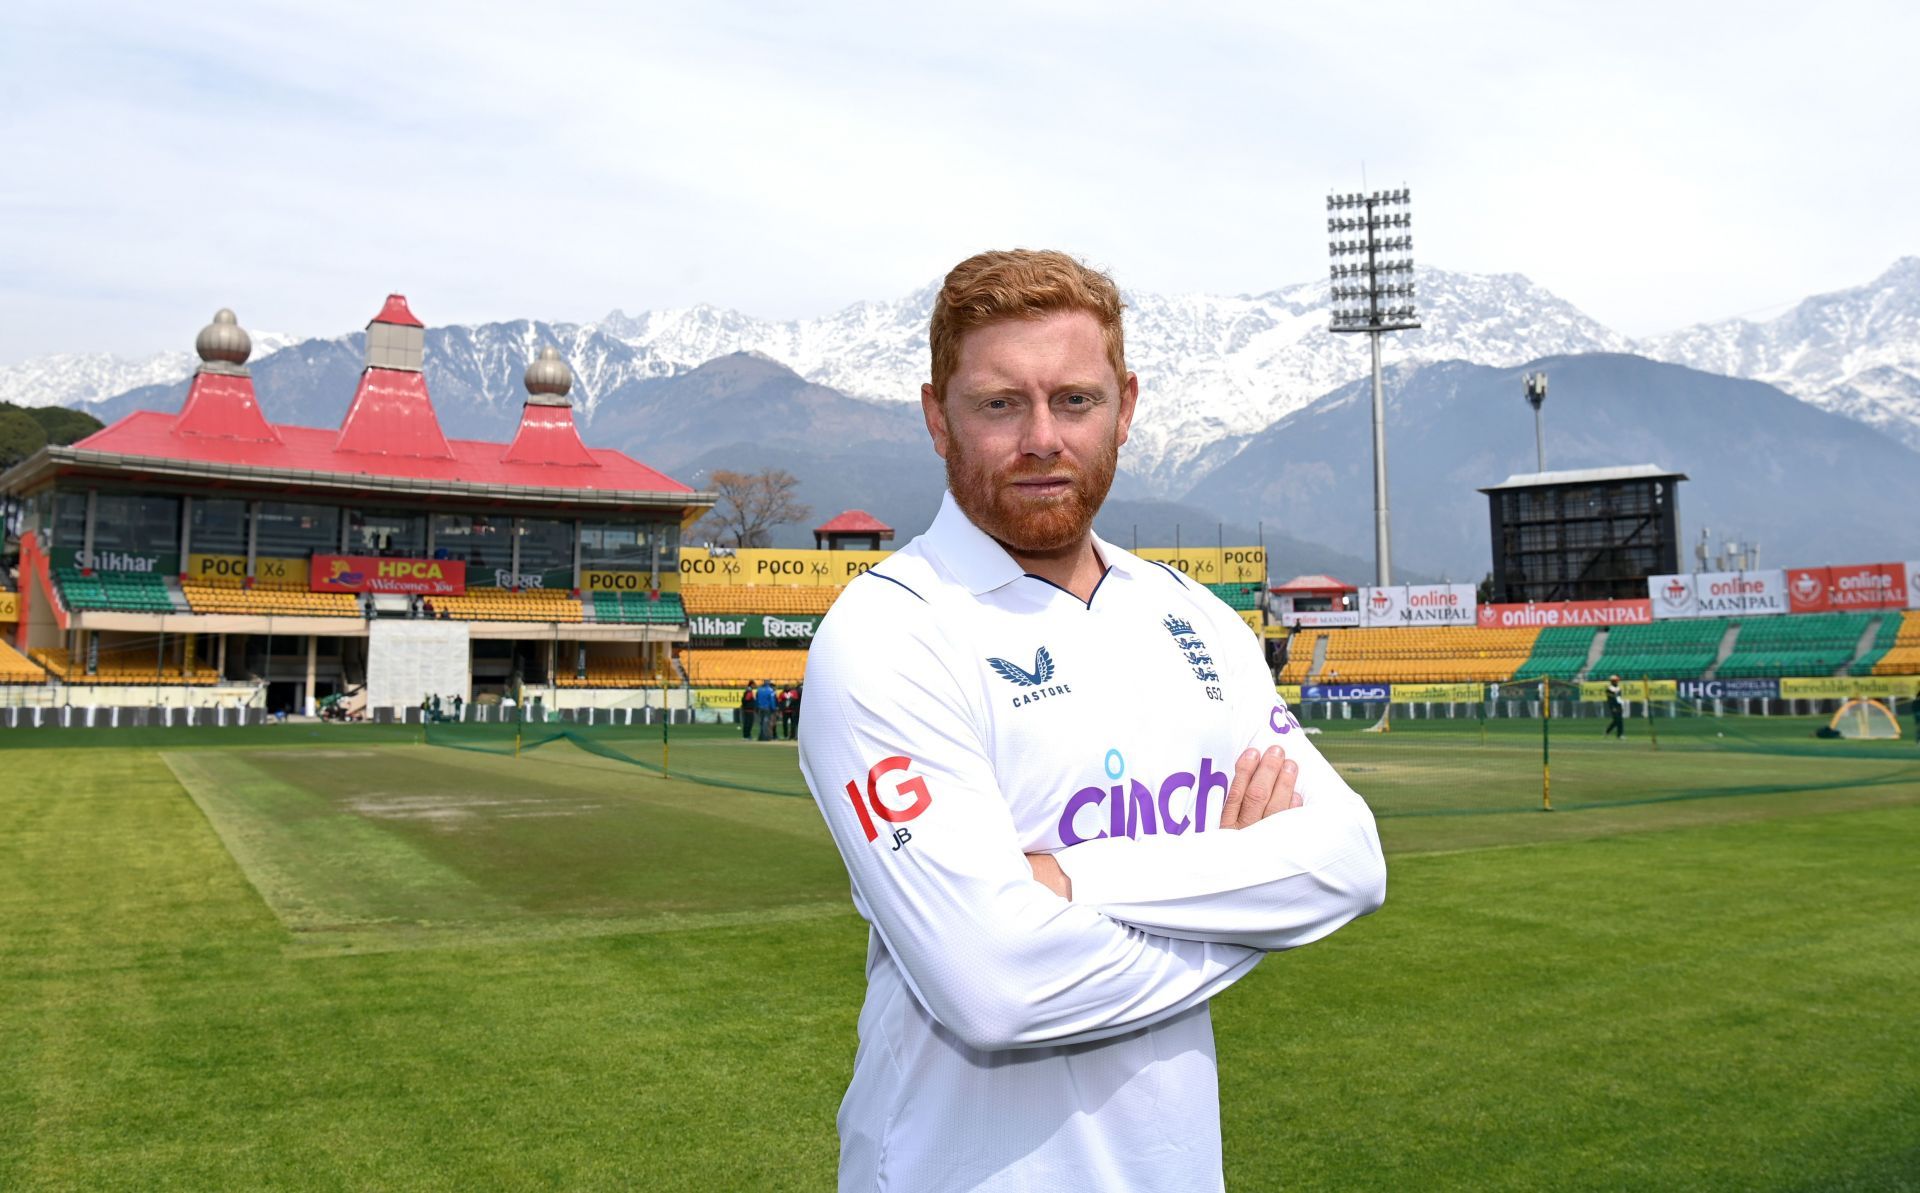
top-left (1, 0), bottom-right (1915, 363)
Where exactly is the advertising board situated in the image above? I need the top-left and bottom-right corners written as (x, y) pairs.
top-left (1235, 609), bottom-right (1264, 636)
top-left (50, 547), bottom-right (180, 575)
top-left (1476, 599), bottom-right (1653, 629)
top-left (1676, 678), bottom-right (1780, 700)
top-left (1579, 679), bottom-right (1678, 702)
top-left (1302, 683), bottom-right (1392, 701)
top-left (693, 688), bottom-right (747, 710)
top-left (1785, 563), bottom-right (1908, 613)
top-left (1275, 685), bottom-right (1302, 703)
top-left (1647, 570), bottom-right (1788, 619)
top-left (186, 553), bottom-right (311, 586)
top-left (1358, 583), bottom-right (1476, 627)
top-left (0, 592), bottom-right (15, 623)
top-left (1779, 676), bottom-right (1919, 700)
top-left (1281, 610), bottom-right (1359, 628)
top-left (1391, 682), bottom-right (1486, 702)
top-left (677, 547), bottom-right (892, 587)
top-left (1135, 547), bottom-right (1268, 584)
top-left (311, 555), bottom-right (466, 596)
top-left (685, 613), bottom-right (822, 640)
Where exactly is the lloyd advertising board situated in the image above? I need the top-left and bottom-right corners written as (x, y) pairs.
top-left (310, 555), bottom-right (466, 596)
top-left (1676, 678), bottom-right (1780, 700)
top-left (1647, 570), bottom-right (1788, 619)
top-left (1358, 584), bottom-right (1476, 627)
top-left (1784, 563), bottom-right (1909, 613)
top-left (1301, 683), bottom-right (1392, 702)
top-left (1476, 599), bottom-right (1652, 629)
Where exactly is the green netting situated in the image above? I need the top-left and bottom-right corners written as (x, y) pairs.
top-left (424, 720), bottom-right (810, 798)
top-left (422, 688), bottom-right (1920, 816)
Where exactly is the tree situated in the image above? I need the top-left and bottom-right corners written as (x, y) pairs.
top-left (0, 408), bottom-right (48, 470)
top-left (698, 468), bottom-right (812, 548)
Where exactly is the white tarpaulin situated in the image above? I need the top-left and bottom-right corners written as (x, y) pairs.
top-left (1647, 569), bottom-right (1788, 619)
top-left (1357, 583), bottom-right (1476, 627)
top-left (368, 620), bottom-right (471, 713)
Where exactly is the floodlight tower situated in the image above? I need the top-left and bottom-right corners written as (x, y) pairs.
top-left (1524, 371), bottom-right (1548, 471)
top-left (1327, 187), bottom-right (1419, 586)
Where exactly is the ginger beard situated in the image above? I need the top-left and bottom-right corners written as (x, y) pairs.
top-left (943, 424), bottom-right (1120, 555)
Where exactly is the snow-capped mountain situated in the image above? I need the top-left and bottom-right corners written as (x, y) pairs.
top-left (1638, 256), bottom-right (1920, 452)
top-left (585, 267), bottom-right (1632, 490)
top-left (10, 258), bottom-right (1919, 490)
top-left (0, 333), bottom-right (297, 410)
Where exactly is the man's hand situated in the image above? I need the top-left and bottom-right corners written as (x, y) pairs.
top-left (1219, 745), bottom-right (1301, 829)
top-left (1025, 851), bottom-right (1072, 900)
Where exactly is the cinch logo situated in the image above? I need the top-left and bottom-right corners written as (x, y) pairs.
top-left (1057, 749), bottom-right (1229, 845)
top-left (844, 755), bottom-right (931, 847)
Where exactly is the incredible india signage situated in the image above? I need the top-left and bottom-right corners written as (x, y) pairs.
top-left (310, 555), bottom-right (466, 596)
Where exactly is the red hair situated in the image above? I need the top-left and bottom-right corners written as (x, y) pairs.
top-left (929, 250), bottom-right (1127, 400)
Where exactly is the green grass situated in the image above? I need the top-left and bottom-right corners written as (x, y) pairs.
top-left (1, 721), bottom-right (1917, 1190)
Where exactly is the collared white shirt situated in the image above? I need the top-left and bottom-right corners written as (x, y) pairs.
top-left (798, 492), bottom-right (1385, 1193)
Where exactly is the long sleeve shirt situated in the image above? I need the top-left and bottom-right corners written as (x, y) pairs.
top-left (798, 492), bottom-right (1386, 1193)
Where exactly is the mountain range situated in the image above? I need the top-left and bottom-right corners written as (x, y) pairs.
top-left (7, 259), bottom-right (1918, 579)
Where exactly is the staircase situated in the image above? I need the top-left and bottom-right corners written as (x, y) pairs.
top-left (1573, 628), bottom-right (1610, 682)
top-left (1703, 621), bottom-right (1742, 680)
top-left (1304, 633), bottom-right (1331, 682)
top-left (1843, 616), bottom-right (1884, 675)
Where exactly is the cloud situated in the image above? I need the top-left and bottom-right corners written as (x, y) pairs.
top-left (2, 0), bottom-right (1916, 361)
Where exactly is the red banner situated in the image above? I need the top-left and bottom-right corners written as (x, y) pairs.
top-left (310, 555), bottom-right (467, 596)
top-left (1786, 563), bottom-right (1906, 613)
top-left (1476, 598), bottom-right (1653, 629)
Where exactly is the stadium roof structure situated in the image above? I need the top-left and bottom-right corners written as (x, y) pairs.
top-left (814, 509), bottom-right (893, 537)
top-left (1271, 574), bottom-right (1356, 595)
top-left (0, 299), bottom-right (712, 515)
top-left (1480, 464), bottom-right (1688, 492)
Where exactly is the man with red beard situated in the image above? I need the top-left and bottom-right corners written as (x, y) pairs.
top-left (797, 250), bottom-right (1386, 1193)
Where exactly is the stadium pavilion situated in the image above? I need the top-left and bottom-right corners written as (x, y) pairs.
top-left (0, 298), bottom-right (711, 715)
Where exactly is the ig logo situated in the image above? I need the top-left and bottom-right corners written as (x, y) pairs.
top-left (844, 755), bottom-right (932, 849)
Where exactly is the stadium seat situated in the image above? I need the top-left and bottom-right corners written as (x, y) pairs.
top-left (589, 591), bottom-right (686, 625)
top-left (1311, 626), bottom-right (1542, 683)
top-left (1204, 582), bottom-right (1266, 612)
top-left (55, 568), bottom-right (175, 614)
top-left (1715, 613), bottom-right (1873, 680)
top-left (1870, 610), bottom-right (1920, 676)
top-left (1511, 626), bottom-right (1597, 682)
top-left (31, 645), bottom-right (216, 685)
top-left (680, 586), bottom-right (843, 616)
top-left (1588, 620), bottom-right (1727, 681)
top-left (181, 580), bottom-right (362, 618)
top-left (677, 648), bottom-right (808, 686)
top-left (426, 590), bottom-right (585, 622)
top-left (0, 639), bottom-right (47, 684)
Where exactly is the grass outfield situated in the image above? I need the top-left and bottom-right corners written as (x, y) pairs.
top-left (0, 722), bottom-right (1916, 1189)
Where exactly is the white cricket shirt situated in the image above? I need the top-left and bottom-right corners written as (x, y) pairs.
top-left (798, 492), bottom-right (1386, 1192)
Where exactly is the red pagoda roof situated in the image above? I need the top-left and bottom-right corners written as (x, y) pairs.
top-left (503, 400), bottom-right (598, 468)
top-left (1271, 573), bottom-right (1355, 594)
top-left (371, 293), bottom-right (423, 327)
top-left (334, 367), bottom-right (454, 459)
top-left (171, 370), bottom-right (281, 444)
top-left (815, 509), bottom-right (893, 536)
top-left (76, 411), bottom-right (691, 494)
